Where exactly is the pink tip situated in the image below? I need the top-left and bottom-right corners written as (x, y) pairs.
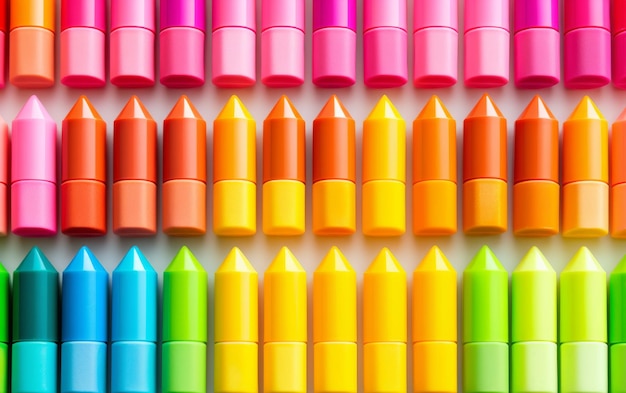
top-left (159, 27), bottom-right (205, 87)
top-left (363, 0), bottom-right (406, 32)
top-left (414, 0), bottom-right (457, 32)
top-left (413, 27), bottom-right (458, 87)
top-left (514, 27), bottom-right (560, 88)
top-left (212, 0), bottom-right (255, 31)
top-left (312, 27), bottom-right (356, 87)
top-left (363, 27), bottom-right (407, 88)
top-left (262, 0), bottom-right (304, 31)
top-left (261, 27), bottom-right (305, 87)
top-left (465, 0), bottom-right (509, 32)
top-left (110, 27), bottom-right (156, 87)
top-left (564, 27), bottom-right (610, 88)
top-left (211, 27), bottom-right (256, 87)
top-left (60, 28), bottom-right (106, 88)
top-left (111, 0), bottom-right (155, 32)
top-left (464, 27), bottom-right (509, 87)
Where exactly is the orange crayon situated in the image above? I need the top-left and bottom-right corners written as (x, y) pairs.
top-left (611, 108), bottom-right (626, 237)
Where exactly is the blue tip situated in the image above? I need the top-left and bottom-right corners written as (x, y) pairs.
top-left (114, 246), bottom-right (155, 273)
top-left (16, 246), bottom-right (57, 273)
top-left (65, 246), bottom-right (107, 273)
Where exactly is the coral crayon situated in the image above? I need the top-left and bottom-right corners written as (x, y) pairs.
top-left (611, 108), bottom-right (626, 237)
top-left (264, 247), bottom-right (307, 393)
top-left (562, 96), bottom-right (608, 237)
top-left (214, 248), bottom-right (258, 393)
top-left (113, 96), bottom-right (157, 236)
top-left (313, 95), bottom-right (355, 235)
top-left (614, 0), bottom-right (626, 88)
top-left (412, 96), bottom-right (456, 236)
top-left (0, 115), bottom-right (7, 236)
top-left (213, 96), bottom-right (256, 236)
top-left (0, 262), bottom-right (7, 393)
top-left (263, 96), bottom-right (305, 236)
top-left (163, 96), bottom-right (206, 236)
top-left (610, 256), bottom-right (626, 393)
top-left (0, 0), bottom-right (5, 88)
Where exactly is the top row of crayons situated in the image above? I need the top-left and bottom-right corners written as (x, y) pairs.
top-left (3, 0), bottom-right (626, 90)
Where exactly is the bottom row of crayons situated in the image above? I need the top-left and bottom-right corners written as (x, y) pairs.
top-left (3, 244), bottom-right (624, 393)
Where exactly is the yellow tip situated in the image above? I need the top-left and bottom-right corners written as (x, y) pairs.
top-left (366, 95), bottom-right (403, 120)
top-left (513, 246), bottom-right (555, 272)
top-left (266, 247), bottom-right (305, 272)
top-left (216, 247), bottom-right (257, 273)
top-left (414, 246), bottom-right (455, 272)
top-left (315, 246), bottom-right (354, 273)
top-left (216, 95), bottom-right (254, 120)
top-left (562, 247), bottom-right (605, 273)
top-left (415, 95), bottom-right (453, 120)
top-left (567, 96), bottom-right (605, 121)
top-left (366, 248), bottom-right (405, 273)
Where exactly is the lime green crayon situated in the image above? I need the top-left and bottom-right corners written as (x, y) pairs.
top-left (560, 247), bottom-right (607, 393)
top-left (162, 246), bottom-right (208, 393)
top-left (511, 247), bottom-right (557, 393)
top-left (610, 255), bottom-right (626, 393)
top-left (463, 246), bottom-right (509, 393)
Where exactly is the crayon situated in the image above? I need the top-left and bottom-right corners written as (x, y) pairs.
top-left (261, 0), bottom-right (304, 86)
top-left (111, 247), bottom-right (157, 393)
top-left (312, 95), bottom-right (356, 235)
top-left (159, 0), bottom-right (205, 87)
top-left (610, 256), bottom-right (626, 393)
top-left (463, 94), bottom-right (507, 234)
top-left (61, 96), bottom-right (106, 236)
top-left (214, 247), bottom-right (258, 393)
top-left (314, 247), bottom-right (357, 393)
top-left (362, 96), bottom-right (406, 236)
top-left (413, 0), bottom-right (457, 88)
top-left (162, 247), bottom-right (207, 393)
top-left (511, 247), bottom-right (557, 393)
top-left (113, 96), bottom-right (157, 236)
top-left (412, 246), bottom-right (456, 393)
top-left (312, 0), bottom-right (356, 87)
top-left (110, 0), bottom-right (155, 87)
top-left (60, 0), bottom-right (105, 87)
top-left (0, 262), bottom-right (6, 393)
top-left (0, 0), bottom-right (5, 87)
top-left (562, 96), bottom-right (608, 237)
top-left (162, 95), bottom-right (206, 236)
top-left (564, 0), bottom-right (610, 88)
top-left (263, 96), bottom-right (305, 236)
top-left (12, 247), bottom-right (59, 393)
top-left (363, 0), bottom-right (407, 87)
top-left (264, 247), bottom-right (307, 393)
top-left (9, 0), bottom-right (55, 87)
top-left (0, 115), bottom-right (7, 236)
top-left (463, 246), bottom-right (508, 393)
top-left (560, 247), bottom-right (607, 393)
top-left (611, 108), bottom-right (626, 237)
top-left (614, 0), bottom-right (626, 88)
top-left (212, 0), bottom-right (255, 87)
top-left (11, 96), bottom-right (57, 236)
top-left (514, 0), bottom-right (559, 88)
top-left (513, 96), bottom-right (559, 236)
top-left (412, 96), bottom-right (456, 235)
top-left (213, 96), bottom-right (256, 236)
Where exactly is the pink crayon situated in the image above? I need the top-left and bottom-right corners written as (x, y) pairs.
top-left (0, 115), bottom-right (7, 235)
top-left (110, 0), bottom-right (155, 87)
top-left (60, 0), bottom-right (106, 87)
top-left (0, 1), bottom-right (5, 88)
top-left (11, 96), bottom-right (57, 237)
top-left (613, 0), bottom-right (626, 88)
top-left (261, 0), bottom-right (304, 87)
top-left (413, 0), bottom-right (457, 87)
top-left (464, 0), bottom-right (509, 87)
top-left (212, 0), bottom-right (256, 87)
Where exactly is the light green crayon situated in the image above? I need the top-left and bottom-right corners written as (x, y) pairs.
top-left (610, 255), bottom-right (626, 393)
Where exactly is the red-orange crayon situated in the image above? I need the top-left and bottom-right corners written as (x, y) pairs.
top-left (612, 108), bottom-right (626, 237)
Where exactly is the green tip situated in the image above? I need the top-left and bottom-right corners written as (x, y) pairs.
top-left (465, 246), bottom-right (506, 272)
top-left (165, 246), bottom-right (205, 272)
top-left (366, 248), bottom-right (405, 273)
top-left (0, 262), bottom-right (7, 274)
top-left (415, 246), bottom-right (455, 272)
top-left (562, 247), bottom-right (605, 273)
top-left (613, 255), bottom-right (626, 275)
top-left (216, 247), bottom-right (256, 273)
top-left (16, 246), bottom-right (57, 273)
top-left (316, 246), bottom-right (354, 273)
top-left (514, 247), bottom-right (555, 273)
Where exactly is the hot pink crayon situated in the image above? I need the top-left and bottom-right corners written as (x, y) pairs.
top-left (0, 115), bottom-right (7, 236)
top-left (0, 0), bottom-right (5, 88)
top-left (613, 0), bottom-right (626, 88)
top-left (110, 0), bottom-right (155, 87)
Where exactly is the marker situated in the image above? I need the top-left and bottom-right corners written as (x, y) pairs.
top-left (163, 95), bottom-right (206, 236)
top-left (162, 246), bottom-right (207, 393)
top-left (12, 247), bottom-right (59, 393)
top-left (0, 115), bottom-right (7, 236)
top-left (212, 0), bottom-right (255, 87)
top-left (614, 0), bottom-right (626, 88)
top-left (511, 247), bottom-right (557, 393)
top-left (313, 95), bottom-right (355, 235)
top-left (312, 0), bottom-right (356, 87)
top-left (60, 0), bottom-right (105, 87)
top-left (362, 96), bottom-right (406, 236)
top-left (263, 96), bottom-right (305, 236)
top-left (0, 262), bottom-right (7, 393)
top-left (610, 256), bottom-right (626, 393)
top-left (464, 0), bottom-right (509, 87)
top-left (412, 246), bottom-right (456, 393)
top-left (159, 0), bottom-right (205, 87)
top-left (214, 247), bottom-right (258, 393)
top-left (413, 0), bottom-right (457, 87)
top-left (0, 0), bottom-right (6, 88)
top-left (564, 0), bottom-right (610, 88)
top-left (61, 247), bottom-right (108, 393)
top-left (264, 247), bottom-right (307, 393)
top-left (612, 108), bottom-right (626, 238)
top-left (412, 96), bottom-right (456, 236)
top-left (261, 0), bottom-right (304, 86)
top-left (113, 96), bottom-right (157, 236)
top-left (514, 0), bottom-right (559, 88)
top-left (213, 96), bottom-right (256, 236)
top-left (514, 96), bottom-right (559, 236)
top-left (9, 0), bottom-right (55, 87)
top-left (562, 96), bottom-right (608, 237)
top-left (110, 0), bottom-right (155, 87)
top-left (463, 94), bottom-right (507, 234)
top-left (463, 246), bottom-right (508, 393)
top-left (314, 247), bottom-right (357, 393)
top-left (11, 95), bottom-right (57, 236)
top-left (363, 0), bottom-right (407, 87)
top-left (61, 96), bottom-right (106, 236)
top-left (560, 247), bottom-right (607, 393)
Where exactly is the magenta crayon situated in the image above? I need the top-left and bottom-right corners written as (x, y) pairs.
top-left (464, 0), bottom-right (509, 87)
top-left (564, 0), bottom-right (610, 88)
top-left (413, 0), bottom-right (457, 88)
top-left (313, 0), bottom-right (356, 87)
top-left (110, 0), bottom-right (155, 87)
top-left (261, 0), bottom-right (304, 87)
top-left (613, 0), bottom-right (626, 88)
top-left (514, 0), bottom-right (559, 88)
top-left (212, 0), bottom-right (255, 87)
top-left (160, 0), bottom-right (205, 87)
top-left (11, 96), bottom-right (57, 237)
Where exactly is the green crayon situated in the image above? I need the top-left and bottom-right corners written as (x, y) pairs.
top-left (610, 255), bottom-right (626, 393)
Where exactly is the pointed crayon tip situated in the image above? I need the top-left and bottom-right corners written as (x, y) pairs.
top-left (116, 95), bottom-right (154, 121)
top-left (65, 95), bottom-right (103, 121)
top-left (467, 94), bottom-right (504, 118)
top-left (517, 95), bottom-right (556, 121)
top-left (415, 246), bottom-right (455, 272)
top-left (567, 96), bottom-right (605, 121)
top-left (616, 107), bottom-right (626, 123)
top-left (114, 246), bottom-right (155, 273)
top-left (563, 247), bottom-right (605, 273)
top-left (16, 95), bottom-right (54, 122)
top-left (266, 247), bottom-right (305, 272)
top-left (416, 96), bottom-right (453, 120)
top-left (216, 95), bottom-right (254, 121)
top-left (216, 247), bottom-right (257, 273)
top-left (166, 95), bottom-right (204, 120)
top-left (466, 245), bottom-right (506, 272)
top-left (65, 246), bottom-right (106, 272)
top-left (316, 246), bottom-right (354, 273)
top-left (16, 246), bottom-right (57, 272)
top-left (366, 95), bottom-right (403, 120)
top-left (514, 246), bottom-right (555, 273)
top-left (613, 255), bottom-right (626, 275)
top-left (166, 246), bottom-right (205, 272)
top-left (266, 95), bottom-right (303, 120)
top-left (315, 95), bottom-right (353, 120)
top-left (366, 248), bottom-right (405, 273)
